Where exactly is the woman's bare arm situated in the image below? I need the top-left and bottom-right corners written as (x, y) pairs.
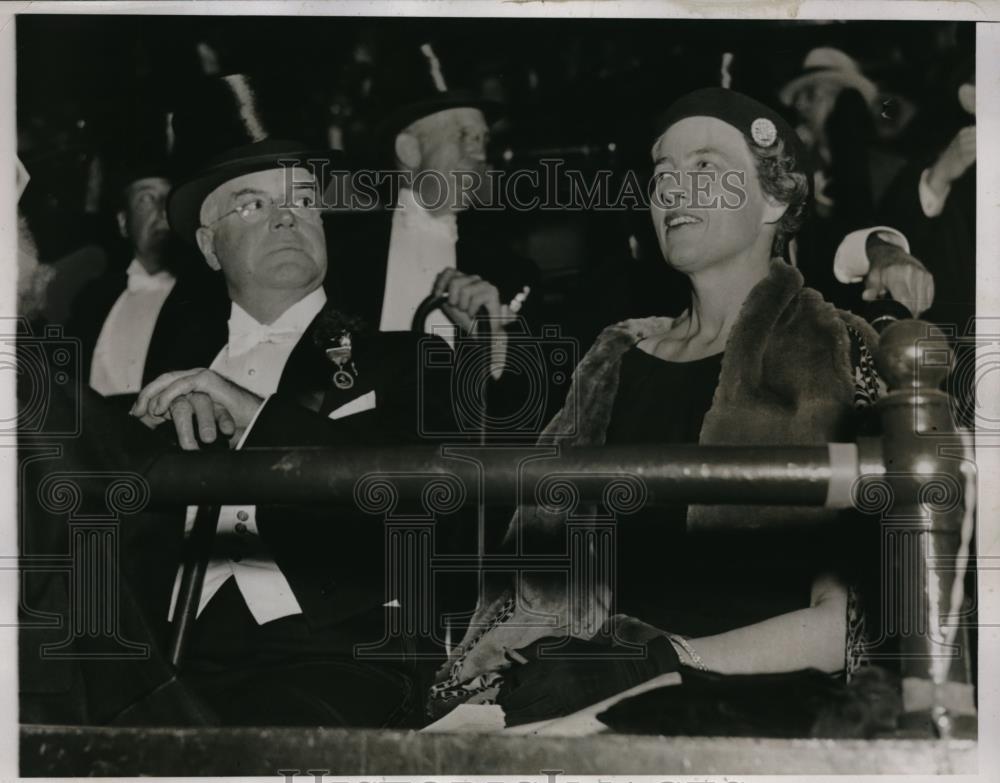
top-left (675, 572), bottom-right (848, 675)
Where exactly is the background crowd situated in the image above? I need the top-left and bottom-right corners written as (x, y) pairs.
top-left (17, 17), bottom-right (976, 341)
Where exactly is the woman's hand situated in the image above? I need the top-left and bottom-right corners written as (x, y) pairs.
top-left (496, 635), bottom-right (680, 726)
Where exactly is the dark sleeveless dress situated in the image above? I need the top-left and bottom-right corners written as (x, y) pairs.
top-left (604, 346), bottom-right (831, 639)
top-left (427, 335), bottom-right (878, 712)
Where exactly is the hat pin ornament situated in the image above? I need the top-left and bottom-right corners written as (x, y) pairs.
top-left (751, 118), bottom-right (778, 148)
top-left (325, 330), bottom-right (358, 390)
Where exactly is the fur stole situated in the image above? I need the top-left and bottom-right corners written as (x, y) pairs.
top-left (432, 259), bottom-right (877, 704)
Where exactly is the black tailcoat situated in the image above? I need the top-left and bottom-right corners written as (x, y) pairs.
top-left (241, 317), bottom-right (455, 630)
top-left (325, 209), bottom-right (563, 441)
top-left (67, 264), bottom-right (228, 388)
top-left (325, 209), bottom-right (541, 330)
top-left (152, 298), bottom-right (457, 631)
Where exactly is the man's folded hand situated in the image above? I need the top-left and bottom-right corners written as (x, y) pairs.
top-left (131, 369), bottom-right (264, 450)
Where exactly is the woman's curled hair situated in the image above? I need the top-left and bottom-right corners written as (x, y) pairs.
top-left (746, 135), bottom-right (810, 256)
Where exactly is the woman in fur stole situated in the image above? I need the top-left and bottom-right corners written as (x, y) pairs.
top-left (429, 88), bottom-right (883, 727)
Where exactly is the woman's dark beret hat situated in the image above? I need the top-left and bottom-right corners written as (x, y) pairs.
top-left (654, 87), bottom-right (811, 178)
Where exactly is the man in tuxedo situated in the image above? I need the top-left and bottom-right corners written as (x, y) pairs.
top-left (776, 48), bottom-right (935, 318)
top-left (326, 43), bottom-right (545, 436)
top-left (329, 42), bottom-right (539, 339)
top-left (129, 74), bottom-right (458, 727)
top-left (876, 73), bottom-right (976, 334)
top-left (68, 115), bottom-right (227, 399)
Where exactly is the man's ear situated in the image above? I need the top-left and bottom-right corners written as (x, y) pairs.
top-left (116, 210), bottom-right (128, 240)
top-left (394, 132), bottom-right (422, 171)
top-left (195, 226), bottom-right (222, 272)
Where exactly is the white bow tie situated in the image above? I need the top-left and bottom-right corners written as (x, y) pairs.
top-left (127, 270), bottom-right (174, 293)
top-left (227, 324), bottom-right (302, 357)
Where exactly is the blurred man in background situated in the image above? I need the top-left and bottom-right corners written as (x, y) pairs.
top-left (327, 40), bottom-right (551, 452)
top-left (880, 65), bottom-right (975, 334)
top-left (68, 109), bottom-right (226, 399)
top-left (328, 40), bottom-right (540, 343)
top-left (778, 47), bottom-right (935, 320)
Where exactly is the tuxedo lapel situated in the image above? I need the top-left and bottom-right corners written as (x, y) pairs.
top-left (455, 234), bottom-right (473, 276)
top-left (97, 273), bottom-right (130, 319)
top-left (142, 272), bottom-right (229, 383)
top-left (455, 232), bottom-right (513, 296)
top-left (142, 285), bottom-right (182, 383)
top-left (276, 309), bottom-right (378, 418)
top-left (275, 311), bottom-right (330, 413)
top-left (369, 211), bottom-right (393, 325)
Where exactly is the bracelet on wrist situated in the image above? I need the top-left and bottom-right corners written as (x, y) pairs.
top-left (665, 633), bottom-right (709, 671)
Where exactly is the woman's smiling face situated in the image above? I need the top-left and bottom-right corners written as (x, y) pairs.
top-left (650, 116), bottom-right (779, 273)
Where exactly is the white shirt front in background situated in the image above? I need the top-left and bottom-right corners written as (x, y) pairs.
top-left (380, 187), bottom-right (458, 345)
top-left (169, 286), bottom-right (327, 625)
top-left (89, 259), bottom-right (176, 395)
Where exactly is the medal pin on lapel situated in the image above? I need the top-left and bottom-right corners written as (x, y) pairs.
top-left (325, 331), bottom-right (358, 390)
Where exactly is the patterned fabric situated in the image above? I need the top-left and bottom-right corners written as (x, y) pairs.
top-left (845, 583), bottom-right (868, 680)
top-left (845, 323), bottom-right (881, 680)
top-left (848, 324), bottom-right (884, 409)
top-left (428, 596), bottom-right (516, 712)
